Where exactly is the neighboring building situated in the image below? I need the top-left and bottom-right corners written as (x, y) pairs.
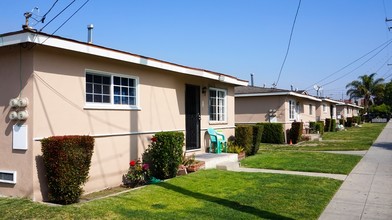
top-left (316, 98), bottom-right (340, 122)
top-left (234, 86), bottom-right (321, 132)
top-left (0, 30), bottom-right (247, 201)
top-left (336, 101), bottom-right (363, 120)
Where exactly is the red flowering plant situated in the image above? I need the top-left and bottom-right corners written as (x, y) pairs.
top-left (123, 159), bottom-right (150, 188)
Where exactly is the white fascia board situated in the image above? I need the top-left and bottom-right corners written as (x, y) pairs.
top-left (2, 32), bottom-right (247, 86)
top-left (236, 91), bottom-right (321, 101)
top-left (322, 98), bottom-right (341, 104)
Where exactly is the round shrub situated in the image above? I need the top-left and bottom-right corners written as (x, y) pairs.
top-left (142, 132), bottom-right (184, 180)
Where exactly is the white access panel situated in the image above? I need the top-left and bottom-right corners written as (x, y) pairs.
top-left (13, 125), bottom-right (28, 150)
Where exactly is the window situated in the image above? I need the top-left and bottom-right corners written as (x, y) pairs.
top-left (0, 170), bottom-right (16, 184)
top-left (309, 104), bottom-right (313, 115)
top-left (322, 104), bottom-right (327, 113)
top-left (289, 100), bottom-right (295, 120)
top-left (209, 88), bottom-right (226, 122)
top-left (85, 71), bottom-right (138, 109)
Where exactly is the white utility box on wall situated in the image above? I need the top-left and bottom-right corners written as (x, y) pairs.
top-left (13, 125), bottom-right (28, 150)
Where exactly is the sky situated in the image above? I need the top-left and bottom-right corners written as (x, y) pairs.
top-left (2, 0), bottom-right (392, 100)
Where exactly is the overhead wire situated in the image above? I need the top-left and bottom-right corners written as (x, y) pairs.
top-left (320, 39), bottom-right (392, 87)
top-left (40, 0), bottom-right (59, 24)
top-left (305, 38), bottom-right (392, 90)
top-left (39, 0), bottom-right (76, 32)
top-left (274, 0), bottom-right (302, 87)
top-left (41, 0), bottom-right (90, 45)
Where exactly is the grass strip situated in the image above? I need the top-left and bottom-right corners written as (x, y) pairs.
top-left (241, 151), bottom-right (362, 174)
top-left (0, 170), bottom-right (341, 220)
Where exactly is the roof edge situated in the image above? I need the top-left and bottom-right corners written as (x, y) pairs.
top-left (0, 30), bottom-right (248, 86)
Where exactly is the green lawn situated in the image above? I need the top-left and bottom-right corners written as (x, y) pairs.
top-left (261, 123), bottom-right (386, 151)
top-left (0, 170), bottom-right (341, 220)
top-left (241, 151), bottom-right (362, 174)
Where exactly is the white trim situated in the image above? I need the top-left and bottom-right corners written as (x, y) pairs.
top-left (85, 70), bottom-right (140, 109)
top-left (0, 170), bottom-right (17, 184)
top-left (209, 87), bottom-right (228, 123)
top-left (235, 91), bottom-right (322, 102)
top-left (1, 32), bottom-right (248, 86)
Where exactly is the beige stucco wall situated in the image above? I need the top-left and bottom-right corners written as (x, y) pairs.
top-left (235, 95), bottom-right (286, 124)
top-left (317, 101), bottom-right (337, 121)
top-left (235, 95), bottom-right (318, 132)
top-left (0, 45), bottom-right (35, 199)
top-left (1, 44), bottom-right (237, 201)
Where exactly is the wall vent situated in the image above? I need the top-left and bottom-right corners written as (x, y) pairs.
top-left (0, 170), bottom-right (16, 184)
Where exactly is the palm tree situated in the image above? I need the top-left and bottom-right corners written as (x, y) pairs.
top-left (346, 73), bottom-right (384, 113)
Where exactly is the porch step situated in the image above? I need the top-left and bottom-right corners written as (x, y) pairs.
top-left (216, 161), bottom-right (240, 171)
top-left (194, 153), bottom-right (238, 169)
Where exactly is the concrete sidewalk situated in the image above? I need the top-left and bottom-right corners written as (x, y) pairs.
top-left (319, 121), bottom-right (392, 220)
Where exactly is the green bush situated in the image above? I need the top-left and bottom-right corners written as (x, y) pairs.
top-left (289, 122), bottom-right (303, 144)
top-left (315, 121), bottom-right (324, 135)
top-left (352, 116), bottom-right (361, 124)
top-left (235, 125), bottom-right (253, 156)
top-left (41, 135), bottom-right (94, 205)
top-left (346, 117), bottom-right (353, 127)
top-left (259, 123), bottom-right (284, 144)
top-left (325, 118), bottom-right (331, 132)
top-left (331, 119), bottom-right (337, 132)
top-left (309, 121), bottom-right (316, 133)
top-left (251, 124), bottom-right (264, 155)
top-left (142, 132), bottom-right (184, 180)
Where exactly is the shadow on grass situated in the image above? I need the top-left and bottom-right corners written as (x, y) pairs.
top-left (156, 181), bottom-right (294, 220)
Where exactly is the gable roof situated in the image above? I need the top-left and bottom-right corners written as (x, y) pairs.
top-left (0, 30), bottom-right (248, 86)
top-left (235, 86), bottom-right (321, 102)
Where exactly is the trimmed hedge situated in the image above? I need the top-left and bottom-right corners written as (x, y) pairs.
top-left (251, 124), bottom-right (264, 155)
top-left (41, 135), bottom-right (94, 205)
top-left (142, 132), bottom-right (184, 180)
top-left (331, 119), bottom-right (337, 132)
top-left (235, 125), bottom-right (253, 156)
top-left (289, 122), bottom-right (303, 144)
top-left (345, 117), bottom-right (353, 127)
top-left (315, 121), bottom-right (324, 135)
top-left (325, 118), bottom-right (332, 132)
top-left (258, 123), bottom-right (285, 144)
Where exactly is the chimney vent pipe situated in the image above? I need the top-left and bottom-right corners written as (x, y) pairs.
top-left (87, 24), bottom-right (93, 44)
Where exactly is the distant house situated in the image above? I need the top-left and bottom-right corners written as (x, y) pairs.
top-left (0, 30), bottom-right (247, 201)
top-left (316, 98), bottom-right (340, 122)
top-left (336, 101), bottom-right (363, 120)
top-left (234, 86), bottom-right (321, 132)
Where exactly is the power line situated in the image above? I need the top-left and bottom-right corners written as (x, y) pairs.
top-left (41, 0), bottom-right (59, 23)
top-left (305, 38), bottom-right (392, 90)
top-left (41, 0), bottom-right (90, 45)
top-left (320, 39), bottom-right (392, 87)
top-left (274, 0), bottom-right (302, 87)
top-left (39, 0), bottom-right (76, 32)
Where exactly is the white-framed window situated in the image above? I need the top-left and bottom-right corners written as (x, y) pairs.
top-left (85, 70), bottom-right (139, 109)
top-left (309, 104), bottom-right (313, 115)
top-left (289, 100), bottom-right (296, 120)
top-left (209, 88), bottom-right (227, 122)
top-left (322, 104), bottom-right (327, 113)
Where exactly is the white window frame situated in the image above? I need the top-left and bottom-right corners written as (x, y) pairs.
top-left (84, 70), bottom-right (140, 110)
top-left (209, 88), bottom-right (227, 123)
top-left (0, 170), bottom-right (16, 184)
top-left (309, 104), bottom-right (313, 115)
top-left (289, 100), bottom-right (296, 120)
top-left (322, 104), bottom-right (327, 113)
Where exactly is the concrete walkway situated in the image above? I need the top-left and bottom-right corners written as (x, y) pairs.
top-left (319, 121), bottom-right (392, 220)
